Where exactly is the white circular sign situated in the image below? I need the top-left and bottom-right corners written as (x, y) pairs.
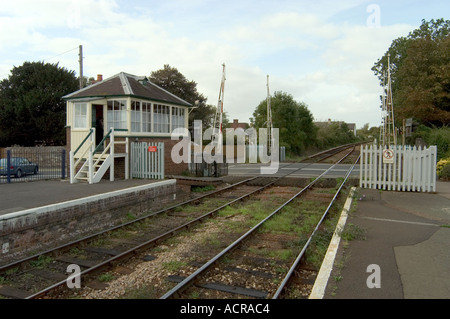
top-left (383, 149), bottom-right (394, 163)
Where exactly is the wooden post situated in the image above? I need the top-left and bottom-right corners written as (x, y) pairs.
top-left (402, 119), bottom-right (406, 146)
top-left (79, 45), bottom-right (83, 90)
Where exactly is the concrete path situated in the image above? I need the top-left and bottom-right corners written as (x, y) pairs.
top-left (324, 181), bottom-right (450, 299)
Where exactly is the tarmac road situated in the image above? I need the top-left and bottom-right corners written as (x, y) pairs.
top-left (228, 162), bottom-right (360, 178)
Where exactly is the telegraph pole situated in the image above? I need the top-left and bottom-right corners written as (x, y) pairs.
top-left (78, 45), bottom-right (83, 89)
top-left (211, 63), bottom-right (226, 155)
top-left (266, 75), bottom-right (273, 155)
top-left (383, 54), bottom-right (397, 147)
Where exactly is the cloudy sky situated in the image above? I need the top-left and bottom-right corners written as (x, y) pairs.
top-left (0, 0), bottom-right (448, 129)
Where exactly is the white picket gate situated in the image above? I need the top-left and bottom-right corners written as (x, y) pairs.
top-left (360, 144), bottom-right (437, 192)
top-left (131, 142), bottom-right (164, 180)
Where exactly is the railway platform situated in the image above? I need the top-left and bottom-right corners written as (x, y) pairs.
top-left (322, 180), bottom-right (450, 299)
top-left (0, 178), bottom-right (164, 216)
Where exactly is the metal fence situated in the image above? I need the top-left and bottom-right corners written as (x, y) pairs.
top-left (0, 147), bottom-right (66, 184)
top-left (188, 161), bottom-right (228, 177)
top-left (188, 152), bottom-right (228, 177)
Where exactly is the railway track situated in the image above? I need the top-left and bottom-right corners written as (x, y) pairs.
top-left (301, 143), bottom-right (361, 163)
top-left (160, 148), bottom-right (359, 299)
top-left (0, 144), bottom-right (360, 299)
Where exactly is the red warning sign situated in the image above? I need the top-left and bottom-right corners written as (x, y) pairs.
top-left (148, 146), bottom-right (157, 152)
top-left (382, 149), bottom-right (394, 164)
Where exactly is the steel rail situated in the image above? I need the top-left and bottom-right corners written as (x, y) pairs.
top-left (160, 147), bottom-right (356, 299)
top-left (302, 142), bottom-right (361, 162)
top-left (272, 154), bottom-right (361, 299)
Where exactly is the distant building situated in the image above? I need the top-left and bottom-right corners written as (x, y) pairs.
top-left (347, 123), bottom-right (357, 136)
top-left (229, 119), bottom-right (248, 130)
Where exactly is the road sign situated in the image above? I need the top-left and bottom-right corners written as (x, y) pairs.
top-left (382, 149), bottom-right (394, 164)
top-left (148, 145), bottom-right (157, 152)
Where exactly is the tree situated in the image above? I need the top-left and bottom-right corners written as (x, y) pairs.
top-left (252, 91), bottom-right (317, 155)
top-left (149, 64), bottom-right (214, 128)
top-left (315, 121), bottom-right (356, 149)
top-left (356, 123), bottom-right (380, 141)
top-left (395, 35), bottom-right (450, 126)
top-left (372, 19), bottom-right (450, 127)
top-left (372, 19), bottom-right (450, 84)
top-left (0, 61), bottom-right (79, 146)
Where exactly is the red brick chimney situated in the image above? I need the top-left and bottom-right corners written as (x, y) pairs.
top-left (97, 74), bottom-right (103, 82)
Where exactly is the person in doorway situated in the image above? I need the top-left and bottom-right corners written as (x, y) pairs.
top-left (96, 117), bottom-right (104, 146)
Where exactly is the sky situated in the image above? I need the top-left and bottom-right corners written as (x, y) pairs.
top-left (0, 0), bottom-right (449, 129)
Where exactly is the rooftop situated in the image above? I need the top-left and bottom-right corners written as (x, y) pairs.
top-left (63, 72), bottom-right (192, 107)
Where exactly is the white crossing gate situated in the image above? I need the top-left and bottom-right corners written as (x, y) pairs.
top-left (360, 144), bottom-right (437, 192)
top-left (131, 142), bottom-right (164, 180)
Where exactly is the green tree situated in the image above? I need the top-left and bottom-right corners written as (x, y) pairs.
top-left (372, 19), bottom-right (450, 84)
top-left (315, 121), bottom-right (356, 149)
top-left (0, 61), bottom-right (78, 146)
top-left (411, 125), bottom-right (450, 160)
top-left (149, 64), bottom-right (214, 128)
top-left (356, 123), bottom-right (380, 141)
top-left (252, 91), bottom-right (317, 155)
top-left (372, 18), bottom-right (450, 127)
top-left (395, 35), bottom-right (450, 126)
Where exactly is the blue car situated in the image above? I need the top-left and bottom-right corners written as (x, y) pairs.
top-left (0, 157), bottom-right (39, 178)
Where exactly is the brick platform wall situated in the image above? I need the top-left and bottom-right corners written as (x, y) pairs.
top-left (0, 180), bottom-right (176, 264)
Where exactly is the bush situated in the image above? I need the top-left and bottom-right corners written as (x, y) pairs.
top-left (437, 158), bottom-right (450, 180)
top-left (428, 127), bottom-right (450, 160)
top-left (412, 126), bottom-right (450, 160)
top-left (315, 122), bottom-right (356, 150)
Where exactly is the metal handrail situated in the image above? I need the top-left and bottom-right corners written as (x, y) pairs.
top-left (93, 128), bottom-right (112, 155)
top-left (74, 128), bottom-right (94, 156)
top-left (74, 140), bottom-right (93, 169)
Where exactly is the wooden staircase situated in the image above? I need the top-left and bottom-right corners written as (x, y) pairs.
top-left (70, 128), bottom-right (128, 184)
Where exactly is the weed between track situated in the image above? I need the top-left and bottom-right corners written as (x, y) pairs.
top-left (118, 186), bottom-right (348, 299)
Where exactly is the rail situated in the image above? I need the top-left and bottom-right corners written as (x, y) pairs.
top-left (160, 146), bottom-right (357, 299)
top-left (272, 153), bottom-right (361, 298)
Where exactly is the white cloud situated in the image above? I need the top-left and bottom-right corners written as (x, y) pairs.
top-left (0, 0), bottom-right (425, 130)
top-left (211, 11), bottom-right (415, 128)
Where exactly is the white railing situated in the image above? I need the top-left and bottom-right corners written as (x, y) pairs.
top-left (360, 144), bottom-right (437, 192)
top-left (131, 142), bottom-right (164, 180)
top-left (70, 128), bottom-right (125, 184)
top-left (70, 128), bottom-right (95, 184)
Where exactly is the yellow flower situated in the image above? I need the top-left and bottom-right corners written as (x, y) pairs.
top-left (437, 158), bottom-right (450, 178)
